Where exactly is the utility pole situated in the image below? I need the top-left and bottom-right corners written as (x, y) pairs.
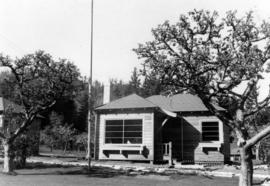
top-left (87, 0), bottom-right (94, 170)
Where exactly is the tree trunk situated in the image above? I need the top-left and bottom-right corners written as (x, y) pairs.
top-left (255, 142), bottom-right (260, 161)
top-left (14, 145), bottom-right (27, 169)
top-left (15, 155), bottom-right (26, 169)
top-left (2, 140), bottom-right (14, 173)
top-left (50, 145), bottom-right (53, 152)
top-left (239, 147), bottom-right (253, 186)
top-left (63, 142), bottom-right (68, 154)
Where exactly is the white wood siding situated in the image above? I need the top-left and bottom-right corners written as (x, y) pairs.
top-left (183, 115), bottom-right (225, 163)
top-left (98, 112), bottom-right (154, 161)
top-left (183, 116), bottom-right (224, 143)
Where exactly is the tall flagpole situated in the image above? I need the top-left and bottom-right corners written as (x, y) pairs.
top-left (87, 0), bottom-right (94, 170)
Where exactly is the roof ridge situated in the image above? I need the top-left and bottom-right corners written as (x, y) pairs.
top-left (95, 93), bottom-right (158, 110)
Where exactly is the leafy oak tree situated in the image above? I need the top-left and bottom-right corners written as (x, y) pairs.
top-left (134, 10), bottom-right (270, 186)
top-left (141, 70), bottom-right (165, 97)
top-left (0, 51), bottom-right (80, 173)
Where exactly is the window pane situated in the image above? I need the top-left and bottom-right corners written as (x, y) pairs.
top-left (105, 120), bottom-right (123, 144)
top-left (124, 125), bottom-right (142, 131)
top-left (123, 119), bottom-right (142, 144)
top-left (125, 119), bottom-right (142, 126)
top-left (106, 125), bottom-right (123, 131)
top-left (124, 138), bottom-right (142, 144)
top-left (105, 132), bottom-right (123, 138)
top-left (105, 138), bottom-right (122, 144)
top-left (202, 122), bottom-right (218, 127)
top-left (124, 132), bottom-right (142, 137)
top-left (202, 126), bottom-right (218, 131)
top-left (202, 136), bottom-right (219, 141)
top-left (106, 120), bottom-right (123, 126)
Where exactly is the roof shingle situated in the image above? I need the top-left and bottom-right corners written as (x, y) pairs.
top-left (95, 94), bottom-right (157, 110)
top-left (147, 94), bottom-right (224, 112)
top-left (96, 93), bottom-right (225, 112)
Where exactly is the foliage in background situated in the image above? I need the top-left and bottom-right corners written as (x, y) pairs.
top-left (109, 79), bottom-right (130, 101)
top-left (75, 132), bottom-right (88, 153)
top-left (40, 111), bottom-right (77, 153)
top-left (141, 71), bottom-right (165, 97)
top-left (109, 67), bottom-right (166, 100)
top-left (128, 67), bottom-right (141, 95)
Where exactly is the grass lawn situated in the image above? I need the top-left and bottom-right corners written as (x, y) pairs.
top-left (0, 163), bottom-right (241, 186)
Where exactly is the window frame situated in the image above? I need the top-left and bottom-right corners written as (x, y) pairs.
top-left (200, 120), bottom-right (221, 142)
top-left (104, 118), bottom-right (143, 145)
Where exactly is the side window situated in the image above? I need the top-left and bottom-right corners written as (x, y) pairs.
top-left (202, 121), bottom-right (219, 141)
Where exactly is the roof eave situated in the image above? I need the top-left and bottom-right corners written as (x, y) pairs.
top-left (95, 106), bottom-right (158, 113)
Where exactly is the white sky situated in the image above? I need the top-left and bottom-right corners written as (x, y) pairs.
top-left (1, 0), bottom-right (270, 99)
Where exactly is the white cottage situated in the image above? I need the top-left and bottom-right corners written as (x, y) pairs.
top-left (94, 94), bottom-right (230, 164)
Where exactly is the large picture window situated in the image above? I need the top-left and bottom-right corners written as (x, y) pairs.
top-left (105, 119), bottom-right (142, 144)
top-left (202, 121), bottom-right (219, 141)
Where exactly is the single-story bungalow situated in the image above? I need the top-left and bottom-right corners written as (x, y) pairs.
top-left (94, 94), bottom-right (230, 164)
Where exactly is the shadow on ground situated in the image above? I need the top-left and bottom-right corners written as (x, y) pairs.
top-left (0, 162), bottom-right (219, 180)
top-left (0, 162), bottom-right (262, 185)
top-left (0, 162), bottom-right (129, 178)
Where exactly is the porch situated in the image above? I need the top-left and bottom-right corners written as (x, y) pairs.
top-left (160, 116), bottom-right (225, 165)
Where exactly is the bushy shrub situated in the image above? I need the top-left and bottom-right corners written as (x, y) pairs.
top-left (0, 132), bottom-right (39, 168)
top-left (13, 133), bottom-right (38, 168)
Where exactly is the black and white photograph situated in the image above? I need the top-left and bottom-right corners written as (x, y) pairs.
top-left (1, 0), bottom-right (270, 186)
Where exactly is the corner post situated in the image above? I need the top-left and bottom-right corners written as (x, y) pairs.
top-left (169, 141), bottom-right (173, 166)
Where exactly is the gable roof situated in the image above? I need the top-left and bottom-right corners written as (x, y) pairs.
top-left (0, 97), bottom-right (24, 113)
top-left (95, 94), bottom-right (157, 110)
top-left (147, 94), bottom-right (225, 112)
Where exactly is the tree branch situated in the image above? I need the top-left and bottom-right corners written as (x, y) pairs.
top-left (240, 77), bottom-right (258, 108)
top-left (8, 113), bottom-right (36, 143)
top-left (246, 125), bottom-right (270, 148)
top-left (196, 90), bottom-right (236, 129)
top-left (244, 85), bottom-right (270, 118)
